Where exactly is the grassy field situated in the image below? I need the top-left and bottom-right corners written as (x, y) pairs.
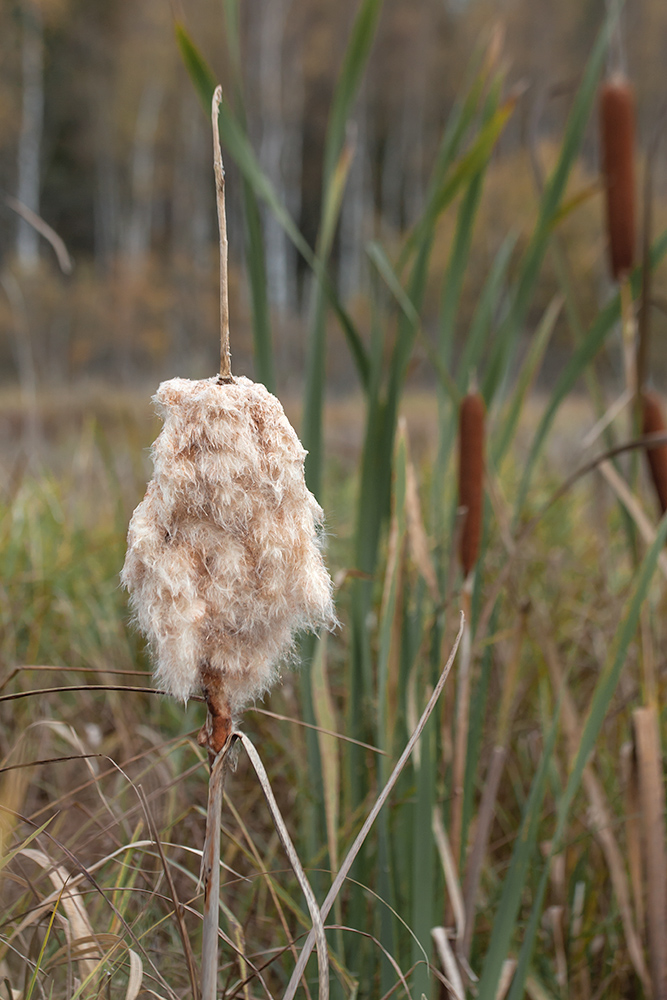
top-left (0, 377), bottom-right (665, 1000)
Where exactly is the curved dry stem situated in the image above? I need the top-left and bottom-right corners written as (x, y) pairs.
top-left (237, 731), bottom-right (330, 1000)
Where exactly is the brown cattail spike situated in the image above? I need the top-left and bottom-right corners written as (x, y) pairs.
top-left (600, 75), bottom-right (636, 282)
top-left (642, 391), bottom-right (667, 515)
top-left (458, 392), bottom-right (485, 577)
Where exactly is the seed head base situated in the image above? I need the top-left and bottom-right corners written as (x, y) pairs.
top-left (121, 376), bottom-right (336, 739)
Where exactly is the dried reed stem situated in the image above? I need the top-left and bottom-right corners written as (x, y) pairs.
top-left (620, 276), bottom-right (637, 399)
top-left (201, 736), bottom-right (233, 1000)
top-left (600, 74), bottom-right (636, 282)
top-left (633, 706), bottom-right (667, 1000)
top-left (449, 580), bottom-right (472, 877)
top-left (211, 86), bottom-right (231, 380)
top-left (458, 393), bottom-right (485, 577)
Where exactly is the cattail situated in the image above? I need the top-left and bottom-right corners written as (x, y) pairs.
top-left (458, 392), bottom-right (485, 577)
top-left (599, 74), bottom-right (636, 282)
top-left (642, 390), bottom-right (667, 514)
top-left (121, 375), bottom-right (336, 750)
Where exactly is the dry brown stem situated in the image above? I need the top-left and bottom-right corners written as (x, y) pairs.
top-left (211, 85), bottom-right (231, 380)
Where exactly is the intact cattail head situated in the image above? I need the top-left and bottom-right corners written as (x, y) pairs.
top-left (599, 74), bottom-right (636, 282)
top-left (642, 390), bottom-right (667, 515)
top-left (458, 392), bottom-right (485, 577)
top-left (121, 375), bottom-right (336, 719)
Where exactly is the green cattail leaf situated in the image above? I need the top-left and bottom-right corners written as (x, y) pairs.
top-left (493, 294), bottom-right (563, 466)
top-left (303, 0), bottom-right (383, 498)
top-left (175, 23), bottom-right (217, 111)
top-left (407, 94), bottom-right (514, 264)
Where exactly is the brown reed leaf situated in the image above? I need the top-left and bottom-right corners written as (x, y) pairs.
top-left (633, 705), bottom-right (667, 1000)
top-left (458, 393), bottom-right (485, 578)
top-left (621, 741), bottom-right (645, 939)
top-left (642, 391), bottom-right (667, 514)
top-left (600, 75), bottom-right (636, 281)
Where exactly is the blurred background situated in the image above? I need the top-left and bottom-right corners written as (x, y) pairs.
top-left (2, 0), bottom-right (667, 413)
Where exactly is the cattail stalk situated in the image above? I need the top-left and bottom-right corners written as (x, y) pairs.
top-left (122, 88), bottom-right (335, 1000)
top-left (450, 392), bottom-right (485, 876)
top-left (600, 75), bottom-right (636, 283)
top-left (458, 392), bottom-right (485, 578)
top-left (642, 391), bottom-right (667, 514)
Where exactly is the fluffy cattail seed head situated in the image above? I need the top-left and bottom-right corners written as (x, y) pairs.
top-left (642, 390), bottom-right (667, 515)
top-left (458, 392), bottom-right (485, 577)
top-left (121, 376), bottom-right (336, 722)
top-left (599, 75), bottom-right (636, 282)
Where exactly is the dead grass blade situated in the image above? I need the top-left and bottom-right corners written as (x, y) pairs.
top-left (432, 808), bottom-right (465, 943)
top-left (20, 848), bottom-right (99, 980)
top-left (495, 959), bottom-right (517, 1000)
top-left (283, 614), bottom-right (464, 1000)
top-left (621, 740), bottom-right (645, 938)
top-left (137, 786), bottom-right (200, 1000)
top-left (598, 460), bottom-right (667, 581)
top-left (430, 928), bottom-right (465, 1000)
top-left (237, 731), bottom-right (330, 1000)
top-left (125, 950), bottom-right (144, 1000)
top-left (633, 705), bottom-right (667, 1000)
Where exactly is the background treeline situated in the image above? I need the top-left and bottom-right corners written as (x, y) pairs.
top-left (2, 0), bottom-right (667, 389)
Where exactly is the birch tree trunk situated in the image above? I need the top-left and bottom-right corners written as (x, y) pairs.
top-left (16, 0), bottom-right (44, 270)
top-left (124, 80), bottom-right (164, 268)
top-left (338, 89), bottom-right (369, 301)
top-left (257, 0), bottom-right (297, 314)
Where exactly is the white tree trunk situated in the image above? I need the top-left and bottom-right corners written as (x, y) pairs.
top-left (339, 94), bottom-right (369, 301)
top-left (16, 0), bottom-right (44, 270)
top-left (124, 80), bottom-right (163, 267)
top-left (257, 0), bottom-right (296, 313)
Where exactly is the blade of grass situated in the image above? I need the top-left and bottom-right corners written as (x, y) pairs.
top-left (492, 294), bottom-right (564, 466)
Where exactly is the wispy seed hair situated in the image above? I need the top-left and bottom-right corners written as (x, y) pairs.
top-left (600, 74), bottom-right (636, 282)
top-left (458, 392), bottom-right (485, 577)
top-left (121, 376), bottom-right (336, 714)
